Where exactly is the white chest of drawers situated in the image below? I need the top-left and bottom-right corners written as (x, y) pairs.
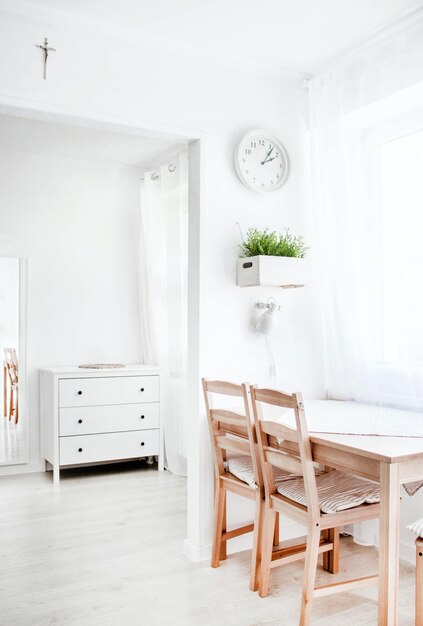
top-left (40, 365), bottom-right (163, 483)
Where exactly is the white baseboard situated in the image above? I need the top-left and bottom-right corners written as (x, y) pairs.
top-left (0, 460), bottom-right (44, 477)
top-left (400, 539), bottom-right (416, 566)
top-left (183, 539), bottom-right (212, 562)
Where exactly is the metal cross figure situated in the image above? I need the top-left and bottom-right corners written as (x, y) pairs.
top-left (35, 37), bottom-right (56, 80)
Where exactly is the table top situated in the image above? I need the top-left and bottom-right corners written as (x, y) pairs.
top-left (310, 431), bottom-right (423, 464)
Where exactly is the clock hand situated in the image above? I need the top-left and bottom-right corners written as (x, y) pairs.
top-left (261, 156), bottom-right (277, 166)
top-left (261, 146), bottom-right (274, 165)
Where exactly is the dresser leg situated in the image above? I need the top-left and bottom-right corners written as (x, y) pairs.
top-left (53, 464), bottom-right (60, 484)
top-left (158, 456), bottom-right (164, 471)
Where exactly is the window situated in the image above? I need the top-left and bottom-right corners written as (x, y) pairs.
top-left (378, 128), bottom-right (423, 364)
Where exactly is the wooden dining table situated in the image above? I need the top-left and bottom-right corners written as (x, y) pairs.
top-left (303, 401), bottom-right (423, 626)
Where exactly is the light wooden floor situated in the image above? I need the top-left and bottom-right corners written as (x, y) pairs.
top-left (0, 462), bottom-right (416, 626)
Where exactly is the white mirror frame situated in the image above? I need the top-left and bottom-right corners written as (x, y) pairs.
top-left (0, 242), bottom-right (28, 466)
top-left (17, 257), bottom-right (28, 465)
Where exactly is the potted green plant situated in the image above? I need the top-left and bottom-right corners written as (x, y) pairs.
top-left (237, 227), bottom-right (308, 287)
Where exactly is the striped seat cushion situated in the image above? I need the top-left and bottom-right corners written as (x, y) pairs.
top-left (226, 456), bottom-right (324, 489)
top-left (226, 456), bottom-right (301, 488)
top-left (276, 470), bottom-right (380, 514)
top-left (407, 518), bottom-right (423, 538)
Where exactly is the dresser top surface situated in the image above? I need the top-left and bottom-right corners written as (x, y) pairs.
top-left (40, 364), bottom-right (160, 377)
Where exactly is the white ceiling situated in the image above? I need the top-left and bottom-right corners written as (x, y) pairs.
top-left (26, 0), bottom-right (422, 75)
top-left (0, 115), bottom-right (187, 169)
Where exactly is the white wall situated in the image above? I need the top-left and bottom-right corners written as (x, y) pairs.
top-left (0, 2), bottom-right (325, 554)
top-left (0, 149), bottom-right (142, 469)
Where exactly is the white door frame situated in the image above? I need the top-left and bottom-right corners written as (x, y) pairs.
top-left (0, 98), bottom-right (208, 559)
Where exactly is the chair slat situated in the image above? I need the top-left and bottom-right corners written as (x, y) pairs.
top-left (265, 448), bottom-right (303, 475)
top-left (216, 435), bottom-right (251, 456)
top-left (253, 387), bottom-right (295, 408)
top-left (210, 409), bottom-right (247, 428)
top-left (205, 380), bottom-right (244, 396)
top-left (219, 424), bottom-right (249, 438)
top-left (274, 438), bottom-right (301, 456)
top-left (260, 420), bottom-right (298, 443)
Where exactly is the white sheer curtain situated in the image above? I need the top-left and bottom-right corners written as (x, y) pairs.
top-left (139, 152), bottom-right (188, 476)
top-left (309, 18), bottom-right (423, 544)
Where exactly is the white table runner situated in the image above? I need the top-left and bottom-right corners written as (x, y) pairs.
top-left (304, 399), bottom-right (423, 438)
top-left (270, 399), bottom-right (423, 496)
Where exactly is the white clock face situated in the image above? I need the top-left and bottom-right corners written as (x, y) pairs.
top-left (235, 130), bottom-right (289, 193)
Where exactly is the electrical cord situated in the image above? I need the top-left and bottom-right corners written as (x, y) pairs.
top-left (265, 335), bottom-right (277, 387)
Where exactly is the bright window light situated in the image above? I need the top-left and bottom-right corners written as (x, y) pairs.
top-left (379, 128), bottom-right (423, 364)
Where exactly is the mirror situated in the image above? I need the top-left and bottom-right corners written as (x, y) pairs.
top-left (0, 257), bottom-right (27, 465)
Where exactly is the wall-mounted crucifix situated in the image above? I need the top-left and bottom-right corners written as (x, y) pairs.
top-left (35, 37), bottom-right (56, 80)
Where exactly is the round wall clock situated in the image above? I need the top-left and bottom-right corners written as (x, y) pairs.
top-left (234, 129), bottom-right (290, 193)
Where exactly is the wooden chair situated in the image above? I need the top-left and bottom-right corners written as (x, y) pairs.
top-left (250, 386), bottom-right (381, 625)
top-left (3, 348), bottom-right (19, 424)
top-left (202, 378), bottom-right (270, 591)
top-left (407, 518), bottom-right (423, 625)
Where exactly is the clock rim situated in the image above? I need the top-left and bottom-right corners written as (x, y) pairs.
top-left (234, 128), bottom-right (290, 193)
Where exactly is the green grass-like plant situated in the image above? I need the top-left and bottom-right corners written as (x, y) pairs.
top-left (239, 227), bottom-right (308, 258)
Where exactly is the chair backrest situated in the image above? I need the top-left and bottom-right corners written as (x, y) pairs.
top-left (250, 386), bottom-right (320, 521)
top-left (202, 378), bottom-right (262, 490)
top-left (4, 348), bottom-right (18, 385)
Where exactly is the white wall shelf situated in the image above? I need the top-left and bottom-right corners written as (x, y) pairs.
top-left (237, 255), bottom-right (306, 288)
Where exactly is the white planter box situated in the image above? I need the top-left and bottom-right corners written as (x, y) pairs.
top-left (237, 255), bottom-right (306, 288)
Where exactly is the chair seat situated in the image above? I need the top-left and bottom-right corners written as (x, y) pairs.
top-left (226, 456), bottom-right (323, 489)
top-left (276, 470), bottom-right (380, 514)
top-left (407, 518), bottom-right (423, 538)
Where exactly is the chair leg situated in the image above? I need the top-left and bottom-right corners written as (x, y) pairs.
top-left (211, 483), bottom-right (226, 568)
top-left (258, 506), bottom-right (276, 598)
top-left (14, 387), bottom-right (19, 425)
top-left (273, 512), bottom-right (279, 547)
top-left (219, 493), bottom-right (227, 561)
top-left (9, 387), bottom-right (13, 421)
top-left (250, 494), bottom-right (264, 592)
top-left (417, 538), bottom-right (423, 626)
top-left (299, 525), bottom-right (321, 626)
top-left (323, 527), bottom-right (340, 574)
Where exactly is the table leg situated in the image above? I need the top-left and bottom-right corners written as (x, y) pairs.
top-left (378, 462), bottom-right (400, 626)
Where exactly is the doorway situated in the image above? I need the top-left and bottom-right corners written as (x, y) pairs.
top-left (0, 109), bottom-right (202, 482)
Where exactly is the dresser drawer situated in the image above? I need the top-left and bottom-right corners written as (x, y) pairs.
top-left (59, 375), bottom-right (159, 408)
top-left (59, 403), bottom-right (159, 436)
top-left (59, 429), bottom-right (160, 466)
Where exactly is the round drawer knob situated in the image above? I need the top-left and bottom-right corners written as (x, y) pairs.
top-left (78, 448), bottom-right (83, 452)
top-left (77, 390), bottom-right (82, 395)
top-left (140, 415), bottom-right (145, 420)
top-left (140, 387), bottom-right (145, 392)
top-left (140, 442), bottom-right (145, 447)
top-left (78, 419), bottom-right (83, 424)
